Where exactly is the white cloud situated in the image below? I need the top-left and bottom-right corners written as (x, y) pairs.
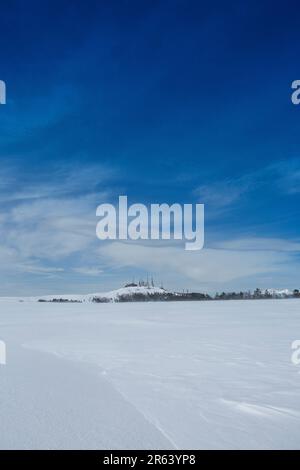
top-left (17, 265), bottom-right (65, 275)
top-left (214, 237), bottom-right (300, 252)
top-left (97, 238), bottom-right (297, 288)
top-left (72, 267), bottom-right (104, 276)
top-left (0, 162), bottom-right (116, 287)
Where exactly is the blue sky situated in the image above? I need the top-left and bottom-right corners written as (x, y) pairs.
top-left (0, 0), bottom-right (300, 295)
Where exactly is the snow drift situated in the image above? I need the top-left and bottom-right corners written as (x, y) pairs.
top-left (0, 299), bottom-right (300, 449)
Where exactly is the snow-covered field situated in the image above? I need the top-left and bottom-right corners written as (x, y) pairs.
top-left (0, 299), bottom-right (300, 449)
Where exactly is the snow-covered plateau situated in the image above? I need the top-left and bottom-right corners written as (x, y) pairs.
top-left (0, 298), bottom-right (300, 449)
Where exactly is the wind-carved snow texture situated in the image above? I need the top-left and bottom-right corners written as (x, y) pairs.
top-left (0, 299), bottom-right (300, 449)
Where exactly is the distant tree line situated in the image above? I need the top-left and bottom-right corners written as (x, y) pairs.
top-left (116, 292), bottom-right (211, 302)
top-left (214, 288), bottom-right (300, 300)
top-left (93, 288), bottom-right (300, 303)
top-left (38, 288), bottom-right (300, 303)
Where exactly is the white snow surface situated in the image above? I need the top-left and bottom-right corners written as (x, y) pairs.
top-left (0, 299), bottom-right (300, 449)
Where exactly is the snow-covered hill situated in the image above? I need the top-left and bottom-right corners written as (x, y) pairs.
top-left (83, 286), bottom-right (166, 303)
top-left (0, 286), bottom-right (167, 303)
top-left (0, 286), bottom-right (297, 303)
top-left (39, 287), bottom-right (299, 302)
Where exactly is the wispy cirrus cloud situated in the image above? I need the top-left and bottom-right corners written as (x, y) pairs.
top-left (72, 267), bottom-right (104, 276)
top-left (214, 237), bottom-right (300, 252)
top-left (0, 161), bottom-right (117, 203)
top-left (194, 157), bottom-right (300, 208)
top-left (0, 161), bottom-right (117, 293)
top-left (272, 159), bottom-right (300, 195)
top-left (194, 174), bottom-right (256, 208)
